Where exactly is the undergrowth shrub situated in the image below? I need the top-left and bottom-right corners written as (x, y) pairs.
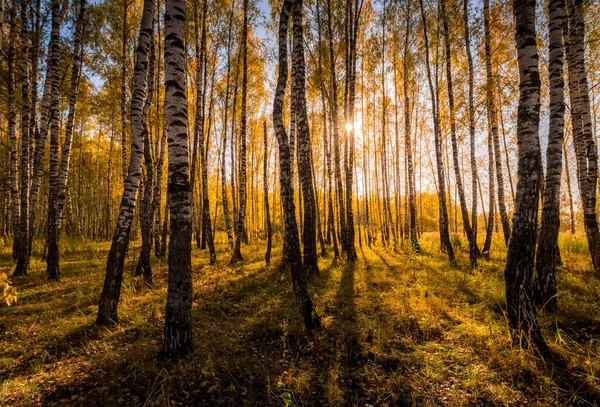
top-left (0, 272), bottom-right (17, 306)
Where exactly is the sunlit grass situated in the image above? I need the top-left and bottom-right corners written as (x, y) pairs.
top-left (0, 232), bottom-right (598, 406)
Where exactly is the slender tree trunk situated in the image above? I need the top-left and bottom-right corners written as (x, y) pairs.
top-left (47, 0), bottom-right (87, 281)
top-left (14, 0), bottom-right (32, 276)
top-left (97, 0), bottom-right (154, 323)
top-left (442, 0), bottom-right (478, 265)
top-left (380, 0), bottom-right (394, 247)
top-left (231, 0), bottom-right (248, 263)
top-left (403, 0), bottom-right (419, 253)
top-left (484, 0), bottom-right (510, 246)
top-left (221, 2), bottom-right (235, 248)
top-left (264, 121), bottom-right (273, 266)
top-left (419, 0), bottom-right (455, 265)
top-left (152, 4), bottom-right (165, 258)
top-left (463, 0), bottom-right (479, 265)
top-left (190, 0), bottom-right (206, 251)
top-left (8, 0), bottom-right (19, 262)
top-left (135, 15), bottom-right (156, 283)
top-left (535, 0), bottom-right (565, 312)
top-left (162, 0), bottom-right (193, 359)
top-left (160, 195), bottom-right (169, 258)
top-left (292, 0), bottom-right (319, 273)
top-left (344, 0), bottom-right (360, 261)
top-left (274, 0), bottom-right (320, 330)
top-left (505, 0), bottom-right (546, 352)
top-left (121, 0), bottom-right (129, 179)
top-left (194, 0), bottom-right (216, 263)
top-left (563, 138), bottom-right (576, 234)
top-left (565, 0), bottom-right (600, 273)
top-left (482, 0), bottom-right (496, 258)
top-left (325, 0), bottom-right (347, 256)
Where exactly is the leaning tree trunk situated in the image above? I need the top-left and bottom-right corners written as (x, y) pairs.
top-left (419, 0), bottom-right (455, 265)
top-left (442, 0), bottom-right (478, 266)
top-left (504, 0), bottom-right (546, 352)
top-left (14, 0), bottom-right (32, 276)
top-left (264, 121), bottom-right (273, 266)
top-left (162, 0), bottom-right (193, 359)
top-left (292, 0), bottom-right (319, 274)
top-left (403, 0), bottom-right (419, 254)
top-left (463, 0), bottom-right (478, 266)
top-left (97, 0), bottom-right (154, 324)
top-left (231, 0), bottom-right (248, 264)
top-left (8, 0), bottom-right (19, 261)
top-left (565, 0), bottom-right (600, 273)
top-left (47, 0), bottom-right (88, 281)
top-left (135, 21), bottom-right (156, 283)
top-left (274, 0), bottom-right (320, 331)
top-left (535, 0), bottom-right (564, 312)
top-left (484, 0), bottom-right (510, 246)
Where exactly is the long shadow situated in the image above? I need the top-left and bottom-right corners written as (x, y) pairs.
top-left (539, 350), bottom-right (600, 406)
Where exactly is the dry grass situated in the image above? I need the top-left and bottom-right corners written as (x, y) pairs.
top-left (0, 232), bottom-right (599, 406)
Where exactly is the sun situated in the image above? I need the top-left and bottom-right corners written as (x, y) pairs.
top-left (345, 122), bottom-right (353, 132)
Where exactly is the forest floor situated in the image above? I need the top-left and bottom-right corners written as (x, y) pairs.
top-left (1, 233), bottom-right (599, 406)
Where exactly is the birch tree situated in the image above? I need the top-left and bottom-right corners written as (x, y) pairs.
top-left (274, 0), bottom-right (321, 331)
top-left (47, 0), bottom-right (88, 281)
top-left (97, 0), bottom-right (155, 323)
top-left (504, 0), bottom-right (546, 352)
top-left (231, 0), bottom-right (248, 264)
top-left (535, 0), bottom-right (565, 311)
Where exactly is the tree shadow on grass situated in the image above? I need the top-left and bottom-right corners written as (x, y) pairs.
top-left (539, 349), bottom-right (600, 406)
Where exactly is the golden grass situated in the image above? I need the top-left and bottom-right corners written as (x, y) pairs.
top-left (0, 232), bottom-right (599, 406)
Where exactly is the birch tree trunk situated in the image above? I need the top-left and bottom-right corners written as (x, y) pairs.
top-left (198, 0), bottom-right (216, 263)
top-left (190, 0), bottom-right (205, 251)
top-left (8, 0), bottom-right (19, 261)
top-left (504, 0), bottom-right (546, 352)
top-left (442, 0), bottom-right (478, 265)
top-left (404, 0), bottom-right (419, 254)
top-left (274, 0), bottom-right (320, 331)
top-left (463, 0), bottom-right (478, 265)
top-left (14, 0), bottom-right (32, 276)
top-left (47, 0), bottom-right (87, 281)
top-left (419, 0), bottom-right (455, 265)
top-left (292, 0), bottom-right (319, 273)
top-left (535, 0), bottom-right (564, 311)
top-left (325, 0), bottom-right (347, 257)
top-left (482, 0), bottom-right (496, 257)
top-left (563, 139), bottom-right (576, 235)
top-left (484, 0), bottom-right (510, 247)
top-left (565, 0), bottom-right (600, 273)
top-left (135, 18), bottom-right (156, 283)
top-left (231, 0), bottom-right (248, 263)
top-left (28, 0), bottom-right (68, 258)
top-left (152, 2), bottom-right (165, 259)
top-left (162, 0), bottom-right (193, 358)
top-left (344, 0), bottom-right (360, 261)
top-left (97, 0), bottom-right (154, 323)
top-left (221, 2), bottom-right (235, 248)
top-left (264, 121), bottom-right (273, 266)
top-left (121, 0), bottom-right (129, 179)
